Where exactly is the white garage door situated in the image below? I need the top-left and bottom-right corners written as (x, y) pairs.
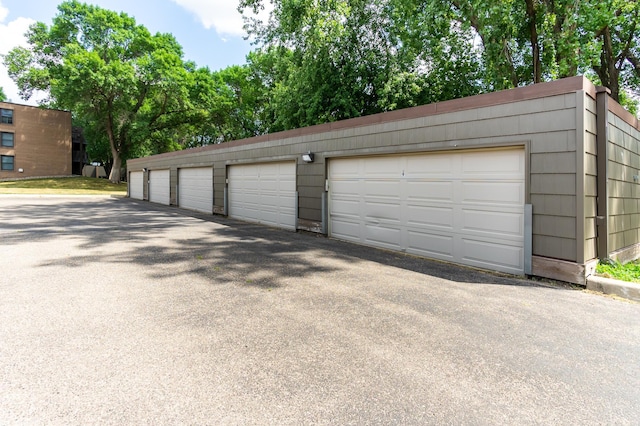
top-left (228, 161), bottom-right (296, 230)
top-left (329, 148), bottom-right (525, 274)
top-left (129, 171), bottom-right (144, 200)
top-left (149, 169), bottom-right (170, 205)
top-left (178, 167), bottom-right (213, 214)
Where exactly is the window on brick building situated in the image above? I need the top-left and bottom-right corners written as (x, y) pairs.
top-left (1, 155), bottom-right (14, 171)
top-left (1, 132), bottom-right (14, 147)
top-left (0, 109), bottom-right (13, 124)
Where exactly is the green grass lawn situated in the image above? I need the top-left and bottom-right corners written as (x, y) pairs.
top-left (0, 177), bottom-right (127, 195)
top-left (596, 260), bottom-right (640, 283)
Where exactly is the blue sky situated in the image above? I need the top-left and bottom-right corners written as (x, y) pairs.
top-left (0, 0), bottom-right (267, 104)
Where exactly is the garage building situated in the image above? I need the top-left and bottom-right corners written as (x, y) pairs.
top-left (127, 76), bottom-right (640, 285)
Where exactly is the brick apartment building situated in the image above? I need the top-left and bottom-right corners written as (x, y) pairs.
top-left (0, 101), bottom-right (72, 179)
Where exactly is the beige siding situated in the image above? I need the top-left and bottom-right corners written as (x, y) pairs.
top-left (607, 111), bottom-right (640, 253)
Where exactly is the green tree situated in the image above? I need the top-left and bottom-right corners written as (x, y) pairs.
top-left (579, 0), bottom-right (640, 103)
top-left (409, 0), bottom-right (581, 90)
top-left (0, 87), bottom-right (6, 102)
top-left (418, 0), bottom-right (639, 101)
top-left (239, 0), bottom-right (482, 130)
top-left (242, 0), bottom-right (397, 128)
top-left (214, 64), bottom-right (265, 141)
top-left (241, 0), bottom-right (640, 121)
top-left (3, 1), bottom-right (202, 182)
top-left (174, 64), bottom-right (268, 148)
top-left (245, 46), bottom-right (299, 133)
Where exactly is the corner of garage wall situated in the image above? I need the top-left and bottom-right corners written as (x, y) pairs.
top-left (529, 87), bottom-right (587, 284)
top-left (581, 88), bottom-right (599, 278)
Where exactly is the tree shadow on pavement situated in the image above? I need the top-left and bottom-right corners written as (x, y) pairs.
top-left (1, 197), bottom-right (570, 289)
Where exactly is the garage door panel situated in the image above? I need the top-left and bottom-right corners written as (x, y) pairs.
top-left (259, 194), bottom-right (280, 206)
top-left (178, 167), bottom-right (213, 214)
top-left (228, 162), bottom-right (296, 230)
top-left (330, 217), bottom-right (361, 242)
top-left (278, 192), bottom-right (296, 202)
top-left (364, 181), bottom-right (400, 198)
top-left (407, 155), bottom-right (455, 177)
top-left (260, 178), bottom-right (284, 190)
top-left (461, 182), bottom-right (525, 205)
top-left (149, 169), bottom-right (170, 205)
top-left (407, 231), bottom-right (454, 258)
top-left (363, 157), bottom-right (402, 177)
top-left (461, 209), bottom-right (524, 238)
top-left (460, 238), bottom-right (524, 273)
top-left (407, 205), bottom-right (454, 229)
top-left (365, 197), bottom-right (398, 218)
top-left (329, 148), bottom-right (525, 275)
top-left (129, 171), bottom-right (143, 200)
top-left (330, 161), bottom-right (361, 178)
top-left (331, 180), bottom-right (361, 195)
top-left (364, 224), bottom-right (401, 249)
top-left (254, 212), bottom-right (278, 227)
top-left (363, 217), bottom-right (402, 232)
top-left (331, 199), bottom-right (359, 215)
top-left (406, 181), bottom-right (454, 202)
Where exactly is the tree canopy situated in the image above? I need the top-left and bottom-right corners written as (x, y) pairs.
top-left (5, 1), bottom-right (196, 181)
top-left (4, 1), bottom-right (262, 182)
top-left (240, 0), bottom-right (640, 122)
top-left (4, 0), bottom-right (639, 177)
top-left (239, 0), bottom-right (484, 130)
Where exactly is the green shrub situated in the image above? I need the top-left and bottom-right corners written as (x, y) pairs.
top-left (596, 260), bottom-right (640, 283)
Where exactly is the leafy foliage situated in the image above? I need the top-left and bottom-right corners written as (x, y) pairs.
top-left (240, 0), bottom-right (483, 130)
top-left (3, 1), bottom-right (263, 181)
top-left (596, 260), bottom-right (640, 283)
top-left (240, 0), bottom-right (640, 127)
top-left (4, 1), bottom-right (195, 181)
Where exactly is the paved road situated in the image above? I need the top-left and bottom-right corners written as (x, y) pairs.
top-left (1, 196), bottom-right (639, 425)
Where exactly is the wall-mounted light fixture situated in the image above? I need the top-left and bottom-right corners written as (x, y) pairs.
top-left (302, 151), bottom-right (315, 163)
top-left (142, 168), bottom-right (148, 172)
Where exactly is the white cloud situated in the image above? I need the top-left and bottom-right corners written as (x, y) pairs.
top-left (0, 2), bottom-right (8, 22)
top-left (171, 0), bottom-right (271, 37)
top-left (0, 2), bottom-right (37, 104)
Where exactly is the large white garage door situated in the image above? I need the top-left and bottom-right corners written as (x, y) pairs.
top-left (178, 167), bottom-right (213, 214)
top-left (149, 169), bottom-right (170, 205)
top-left (228, 161), bottom-right (296, 230)
top-left (329, 148), bottom-right (525, 274)
top-left (129, 171), bottom-right (144, 200)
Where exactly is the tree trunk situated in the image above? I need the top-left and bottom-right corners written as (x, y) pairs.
top-left (525, 0), bottom-right (542, 83)
top-left (105, 109), bottom-right (122, 183)
top-left (109, 149), bottom-right (122, 183)
top-left (597, 26), bottom-right (620, 102)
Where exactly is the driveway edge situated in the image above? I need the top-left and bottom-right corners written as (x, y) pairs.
top-left (586, 275), bottom-right (640, 302)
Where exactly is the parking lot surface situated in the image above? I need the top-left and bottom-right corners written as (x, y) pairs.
top-left (1, 196), bottom-right (639, 424)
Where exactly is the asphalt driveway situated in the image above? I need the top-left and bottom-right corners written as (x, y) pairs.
top-left (1, 195), bottom-right (639, 425)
